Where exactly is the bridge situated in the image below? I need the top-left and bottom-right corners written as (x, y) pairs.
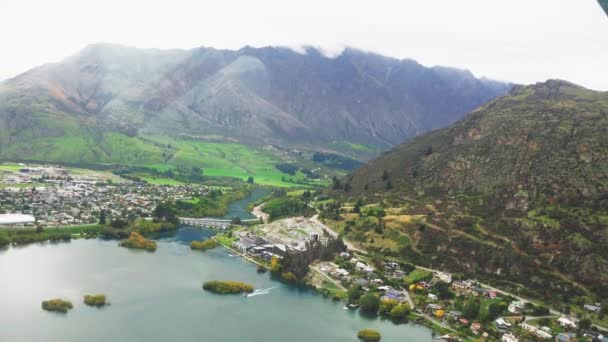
top-left (179, 217), bottom-right (259, 229)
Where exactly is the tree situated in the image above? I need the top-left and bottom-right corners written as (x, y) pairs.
top-left (578, 318), bottom-right (592, 331)
top-left (270, 256), bottom-right (282, 274)
top-left (599, 300), bottom-right (608, 320)
top-left (231, 217), bottom-right (242, 225)
top-left (381, 170), bottom-right (389, 181)
top-left (359, 294), bottom-right (380, 314)
top-left (389, 304), bottom-right (410, 322)
top-left (462, 299), bottom-right (481, 319)
top-left (247, 176), bottom-right (254, 184)
top-left (379, 299), bottom-right (399, 315)
top-left (153, 203), bottom-right (179, 224)
top-left (99, 210), bottom-right (106, 224)
top-left (347, 285), bottom-right (363, 304)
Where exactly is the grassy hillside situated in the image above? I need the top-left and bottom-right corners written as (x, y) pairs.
top-left (328, 80), bottom-right (608, 302)
top-left (0, 124), bottom-right (330, 187)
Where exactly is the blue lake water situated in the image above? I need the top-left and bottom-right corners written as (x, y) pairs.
top-left (0, 228), bottom-right (436, 341)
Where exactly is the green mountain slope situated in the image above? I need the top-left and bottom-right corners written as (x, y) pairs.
top-left (333, 80), bottom-right (608, 301)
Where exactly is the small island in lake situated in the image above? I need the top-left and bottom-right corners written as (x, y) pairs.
top-left (84, 294), bottom-right (107, 307)
top-left (357, 329), bottom-right (381, 342)
top-left (190, 239), bottom-right (217, 251)
top-left (42, 299), bottom-right (74, 313)
top-left (119, 232), bottom-right (157, 251)
top-left (202, 280), bottom-right (254, 294)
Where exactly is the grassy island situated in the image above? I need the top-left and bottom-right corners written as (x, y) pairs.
top-left (357, 329), bottom-right (381, 342)
top-left (202, 280), bottom-right (254, 294)
top-left (190, 239), bottom-right (217, 251)
top-left (83, 294), bottom-right (107, 307)
top-left (42, 299), bottom-right (74, 313)
top-left (119, 232), bottom-right (157, 251)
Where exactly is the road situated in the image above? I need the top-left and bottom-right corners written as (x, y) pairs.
top-left (251, 203), bottom-right (269, 223)
top-left (310, 215), bottom-right (366, 253)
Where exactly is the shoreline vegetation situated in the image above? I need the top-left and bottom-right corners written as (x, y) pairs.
top-left (190, 239), bottom-right (217, 251)
top-left (83, 294), bottom-right (107, 307)
top-left (119, 232), bottom-right (157, 251)
top-left (42, 299), bottom-right (73, 313)
top-left (0, 219), bottom-right (177, 248)
top-left (202, 280), bottom-right (254, 294)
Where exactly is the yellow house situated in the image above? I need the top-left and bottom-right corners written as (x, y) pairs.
top-left (435, 310), bottom-right (445, 318)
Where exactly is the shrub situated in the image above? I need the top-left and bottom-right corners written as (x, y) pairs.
top-left (379, 299), bottom-right (399, 316)
top-left (190, 239), bottom-right (217, 251)
top-left (119, 232), bottom-right (157, 251)
top-left (202, 281), bottom-right (254, 294)
top-left (42, 299), bottom-right (73, 313)
top-left (357, 329), bottom-right (381, 342)
top-left (84, 294), bottom-right (107, 307)
top-left (389, 304), bottom-right (410, 322)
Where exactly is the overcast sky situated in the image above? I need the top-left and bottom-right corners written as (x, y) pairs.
top-left (1, 0), bottom-right (607, 89)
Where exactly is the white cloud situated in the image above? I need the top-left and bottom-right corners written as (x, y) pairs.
top-left (1, 0), bottom-right (607, 89)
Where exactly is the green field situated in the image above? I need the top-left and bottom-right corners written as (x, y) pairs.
top-left (0, 131), bottom-right (332, 187)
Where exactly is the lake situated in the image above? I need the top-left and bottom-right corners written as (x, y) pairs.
top-left (0, 228), bottom-right (436, 341)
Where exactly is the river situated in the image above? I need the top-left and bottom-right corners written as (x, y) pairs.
top-left (0, 227), bottom-right (436, 341)
top-left (222, 187), bottom-right (270, 220)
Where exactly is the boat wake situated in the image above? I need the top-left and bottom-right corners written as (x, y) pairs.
top-left (245, 287), bottom-right (275, 298)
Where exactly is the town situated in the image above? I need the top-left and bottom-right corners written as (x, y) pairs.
top-left (0, 164), bottom-right (209, 226)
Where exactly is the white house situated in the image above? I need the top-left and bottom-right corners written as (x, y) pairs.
top-left (557, 317), bottom-right (577, 329)
top-left (508, 301), bottom-right (525, 313)
top-left (434, 271), bottom-right (452, 283)
top-left (501, 332), bottom-right (518, 342)
top-left (428, 293), bottom-right (438, 301)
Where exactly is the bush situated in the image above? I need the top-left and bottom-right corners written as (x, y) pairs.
top-left (42, 299), bottom-right (73, 313)
top-left (389, 304), bottom-right (410, 322)
top-left (119, 232), bottom-right (157, 251)
top-left (83, 294), bottom-right (107, 307)
top-left (190, 239), bottom-right (217, 251)
top-left (202, 281), bottom-right (254, 294)
top-left (357, 329), bottom-right (381, 342)
top-left (379, 299), bottom-right (399, 316)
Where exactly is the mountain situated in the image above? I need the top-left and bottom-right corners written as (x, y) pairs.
top-left (600, 0), bottom-right (608, 16)
top-left (0, 43), bottom-right (511, 168)
top-left (334, 80), bottom-right (608, 299)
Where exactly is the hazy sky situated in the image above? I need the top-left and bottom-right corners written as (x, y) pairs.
top-left (1, 0), bottom-right (607, 89)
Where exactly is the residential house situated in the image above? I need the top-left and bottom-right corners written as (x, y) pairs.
top-left (508, 301), bottom-right (526, 314)
top-left (557, 317), bottom-right (577, 330)
top-left (446, 311), bottom-right (462, 320)
top-left (428, 293), bottom-right (438, 301)
top-left (495, 318), bottom-right (512, 330)
top-left (583, 304), bottom-right (601, 313)
top-left (471, 286), bottom-right (487, 297)
top-left (435, 271), bottom-right (453, 284)
top-left (501, 332), bottom-right (518, 342)
top-left (582, 331), bottom-right (604, 341)
top-left (555, 332), bottom-right (577, 342)
top-left (470, 322), bottom-right (482, 335)
top-left (381, 289), bottom-right (405, 302)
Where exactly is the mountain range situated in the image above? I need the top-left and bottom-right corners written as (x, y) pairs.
top-left (0, 43), bottom-right (510, 167)
top-left (336, 80), bottom-right (608, 299)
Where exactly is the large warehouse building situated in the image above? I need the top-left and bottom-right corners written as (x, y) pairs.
top-left (0, 214), bottom-right (36, 227)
